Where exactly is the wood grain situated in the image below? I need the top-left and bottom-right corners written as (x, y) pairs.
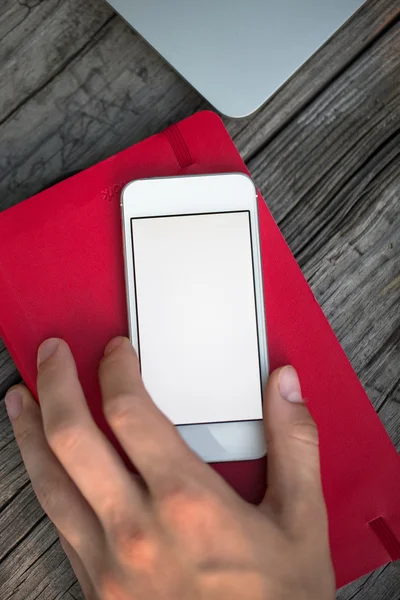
top-left (0, 517), bottom-right (64, 600)
top-left (0, 0), bottom-right (399, 599)
top-left (247, 24), bottom-right (400, 440)
top-left (247, 22), bottom-right (399, 252)
top-left (0, 339), bottom-right (20, 398)
top-left (226, 0), bottom-right (400, 159)
top-left (59, 582), bottom-right (85, 600)
top-left (0, 14), bottom-right (206, 212)
top-left (0, 476), bottom-right (44, 563)
top-left (1, 0), bottom-right (398, 211)
top-left (0, 0), bottom-right (398, 387)
top-left (303, 149), bottom-right (399, 445)
top-left (338, 563), bottom-right (400, 600)
top-left (0, 0), bottom-right (114, 124)
top-left (0, 416), bottom-right (28, 507)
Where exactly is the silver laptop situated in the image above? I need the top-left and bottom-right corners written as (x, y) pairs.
top-left (106, 0), bottom-right (364, 117)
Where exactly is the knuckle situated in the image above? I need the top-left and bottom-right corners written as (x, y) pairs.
top-left (34, 479), bottom-right (61, 518)
top-left (103, 393), bottom-right (140, 427)
top-left (286, 496), bottom-right (328, 539)
top-left (45, 421), bottom-right (85, 455)
top-left (37, 360), bottom-right (63, 391)
top-left (100, 350), bottom-right (140, 379)
top-left (161, 483), bottom-right (222, 529)
top-left (288, 419), bottom-right (319, 447)
top-left (111, 524), bottom-right (158, 570)
top-left (159, 484), bottom-right (238, 555)
top-left (98, 353), bottom-right (119, 377)
top-left (97, 570), bottom-right (123, 599)
top-left (16, 423), bottom-right (35, 447)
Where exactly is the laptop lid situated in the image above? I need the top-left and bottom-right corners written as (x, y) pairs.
top-left (106, 0), bottom-right (364, 117)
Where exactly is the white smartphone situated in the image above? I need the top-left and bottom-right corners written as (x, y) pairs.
top-left (121, 173), bottom-right (268, 462)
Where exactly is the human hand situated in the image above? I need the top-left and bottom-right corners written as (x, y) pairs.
top-left (5, 337), bottom-right (335, 599)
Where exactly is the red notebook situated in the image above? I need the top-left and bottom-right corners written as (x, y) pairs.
top-left (0, 111), bottom-right (399, 588)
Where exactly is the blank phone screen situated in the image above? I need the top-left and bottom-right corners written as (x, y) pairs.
top-left (131, 211), bottom-right (262, 426)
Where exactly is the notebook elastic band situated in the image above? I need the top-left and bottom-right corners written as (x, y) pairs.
top-left (369, 517), bottom-right (400, 561)
top-left (164, 124), bottom-right (194, 169)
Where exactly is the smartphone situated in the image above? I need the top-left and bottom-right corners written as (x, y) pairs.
top-left (121, 173), bottom-right (268, 462)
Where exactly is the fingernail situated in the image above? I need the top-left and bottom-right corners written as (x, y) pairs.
top-left (37, 338), bottom-right (59, 366)
top-left (279, 366), bottom-right (303, 403)
top-left (5, 390), bottom-right (23, 421)
top-left (104, 336), bottom-right (125, 357)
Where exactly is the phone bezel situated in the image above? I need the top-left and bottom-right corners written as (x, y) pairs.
top-left (121, 173), bottom-right (268, 462)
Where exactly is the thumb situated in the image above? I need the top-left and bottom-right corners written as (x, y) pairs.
top-left (261, 366), bottom-right (327, 529)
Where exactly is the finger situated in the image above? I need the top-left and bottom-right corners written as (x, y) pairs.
top-left (261, 367), bottom-right (327, 531)
top-left (37, 338), bottom-right (149, 527)
top-left (99, 337), bottom-right (225, 497)
top-left (5, 385), bottom-right (104, 566)
top-left (58, 531), bottom-right (97, 600)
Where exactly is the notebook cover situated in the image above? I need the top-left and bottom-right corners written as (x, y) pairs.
top-left (0, 111), bottom-right (399, 588)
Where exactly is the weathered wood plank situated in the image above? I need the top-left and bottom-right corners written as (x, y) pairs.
top-left (247, 22), bottom-right (399, 254)
top-left (0, 399), bottom-right (47, 564)
top-left (0, 339), bottom-right (20, 398)
top-left (21, 553), bottom-right (75, 600)
top-left (378, 394), bottom-right (400, 450)
top-left (0, 517), bottom-right (62, 600)
top-left (0, 394), bottom-right (18, 451)
top-left (0, 2), bottom-right (398, 600)
top-left (0, 441), bottom-right (80, 599)
top-left (245, 23), bottom-right (400, 597)
top-left (302, 153), bottom-right (400, 446)
top-left (1, 1), bottom-right (398, 212)
top-left (338, 563), bottom-right (400, 600)
top-left (0, 416), bottom-right (28, 507)
top-left (0, 0), bottom-right (114, 124)
top-left (0, 479), bottom-right (44, 563)
top-left (0, 133), bottom-right (398, 600)
top-left (59, 582), bottom-right (85, 600)
top-left (0, 14), bottom-right (206, 211)
top-left (226, 0), bottom-right (400, 159)
top-left (246, 24), bottom-right (400, 432)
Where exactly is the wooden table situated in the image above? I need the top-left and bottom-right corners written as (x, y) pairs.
top-left (0, 1), bottom-right (399, 598)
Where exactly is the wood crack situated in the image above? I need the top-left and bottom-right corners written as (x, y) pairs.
top-left (0, 480), bottom-right (31, 518)
top-left (291, 129), bottom-right (399, 266)
top-left (342, 565), bottom-right (390, 600)
top-left (0, 436), bottom-right (16, 453)
top-left (244, 11), bottom-right (400, 164)
top-left (0, 513), bottom-right (48, 567)
top-left (0, 13), bottom-right (116, 130)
